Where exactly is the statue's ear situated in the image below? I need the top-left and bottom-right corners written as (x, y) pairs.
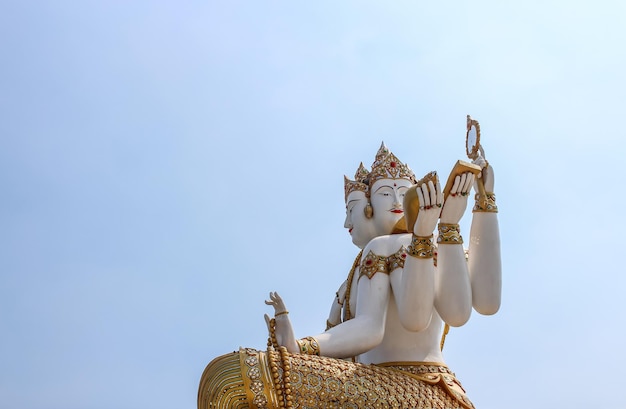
top-left (364, 203), bottom-right (373, 219)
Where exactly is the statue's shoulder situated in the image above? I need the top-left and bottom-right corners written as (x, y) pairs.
top-left (364, 233), bottom-right (411, 256)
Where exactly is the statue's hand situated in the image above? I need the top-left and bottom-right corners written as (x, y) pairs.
top-left (265, 291), bottom-right (288, 315)
top-left (336, 280), bottom-right (348, 305)
top-left (414, 179), bottom-right (443, 236)
top-left (264, 292), bottom-right (298, 353)
top-left (472, 154), bottom-right (495, 192)
top-left (440, 172), bottom-right (475, 224)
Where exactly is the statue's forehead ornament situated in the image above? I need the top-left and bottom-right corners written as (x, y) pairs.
top-left (367, 142), bottom-right (416, 193)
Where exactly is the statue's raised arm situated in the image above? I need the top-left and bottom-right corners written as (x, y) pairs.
top-left (466, 115), bottom-right (502, 315)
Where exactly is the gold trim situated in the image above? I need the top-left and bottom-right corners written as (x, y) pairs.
top-left (198, 350), bottom-right (248, 409)
top-left (473, 192), bottom-right (498, 213)
top-left (440, 323), bottom-right (450, 350)
top-left (466, 115), bottom-right (481, 160)
top-left (296, 336), bottom-right (320, 356)
top-left (359, 250), bottom-right (388, 279)
top-left (342, 251), bottom-right (361, 322)
top-left (407, 235), bottom-right (434, 258)
top-left (388, 245), bottom-right (408, 270)
top-left (199, 350), bottom-right (475, 409)
top-left (438, 223), bottom-right (463, 244)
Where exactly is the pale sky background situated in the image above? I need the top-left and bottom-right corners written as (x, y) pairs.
top-left (1, 1), bottom-right (626, 409)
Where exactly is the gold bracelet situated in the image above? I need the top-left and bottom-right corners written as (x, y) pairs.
top-left (437, 223), bottom-right (463, 244)
top-left (296, 336), bottom-right (321, 356)
top-left (473, 192), bottom-right (498, 213)
top-left (275, 310), bottom-right (289, 317)
top-left (407, 234), bottom-right (434, 259)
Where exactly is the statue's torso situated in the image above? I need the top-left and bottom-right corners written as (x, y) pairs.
top-left (353, 233), bottom-right (446, 365)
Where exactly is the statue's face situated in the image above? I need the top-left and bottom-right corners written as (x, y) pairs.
top-left (370, 178), bottom-right (413, 236)
top-left (344, 191), bottom-right (377, 249)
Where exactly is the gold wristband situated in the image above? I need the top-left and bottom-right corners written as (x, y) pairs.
top-left (473, 192), bottom-right (498, 213)
top-left (407, 234), bottom-right (434, 259)
top-left (296, 336), bottom-right (321, 356)
top-left (275, 310), bottom-right (289, 317)
top-left (437, 223), bottom-right (463, 244)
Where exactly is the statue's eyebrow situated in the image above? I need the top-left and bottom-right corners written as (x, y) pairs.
top-left (373, 185), bottom-right (393, 194)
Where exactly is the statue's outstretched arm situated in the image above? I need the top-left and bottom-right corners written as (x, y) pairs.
top-left (435, 173), bottom-right (474, 327)
top-left (468, 157), bottom-right (501, 315)
top-left (316, 272), bottom-right (390, 357)
top-left (266, 273), bottom-right (390, 359)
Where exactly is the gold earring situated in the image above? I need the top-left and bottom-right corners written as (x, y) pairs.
top-left (364, 203), bottom-right (373, 219)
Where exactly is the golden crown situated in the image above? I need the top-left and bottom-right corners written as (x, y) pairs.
top-left (344, 163), bottom-right (369, 202)
top-left (367, 142), bottom-right (416, 191)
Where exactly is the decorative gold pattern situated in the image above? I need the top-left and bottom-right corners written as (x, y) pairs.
top-left (199, 349), bottom-right (475, 409)
top-left (197, 350), bottom-right (249, 409)
top-left (440, 323), bottom-right (450, 351)
top-left (354, 162), bottom-right (369, 183)
top-left (466, 115), bottom-right (481, 161)
top-left (343, 176), bottom-right (367, 202)
top-left (367, 142), bottom-right (416, 192)
top-left (407, 235), bottom-right (435, 259)
top-left (359, 250), bottom-right (389, 279)
top-left (388, 246), bottom-right (408, 271)
top-left (267, 320), bottom-right (292, 408)
top-left (379, 362), bottom-right (475, 409)
top-left (473, 192), bottom-right (498, 213)
top-left (296, 336), bottom-right (320, 356)
top-left (342, 251), bottom-right (361, 323)
top-left (437, 223), bottom-right (463, 244)
top-left (344, 163), bottom-right (370, 202)
top-left (244, 348), bottom-right (273, 409)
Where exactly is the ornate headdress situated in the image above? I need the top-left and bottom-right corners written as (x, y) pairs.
top-left (344, 163), bottom-right (369, 202)
top-left (366, 142), bottom-right (416, 195)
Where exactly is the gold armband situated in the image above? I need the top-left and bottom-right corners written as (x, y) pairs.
top-left (360, 250), bottom-right (389, 279)
top-left (437, 223), bottom-right (463, 244)
top-left (407, 235), bottom-right (434, 259)
top-left (473, 192), bottom-right (498, 213)
top-left (296, 336), bottom-right (320, 356)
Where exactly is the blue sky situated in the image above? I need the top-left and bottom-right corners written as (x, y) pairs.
top-left (1, 1), bottom-right (625, 408)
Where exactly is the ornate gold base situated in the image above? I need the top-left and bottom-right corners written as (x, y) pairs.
top-left (198, 348), bottom-right (474, 409)
top-left (197, 350), bottom-right (249, 409)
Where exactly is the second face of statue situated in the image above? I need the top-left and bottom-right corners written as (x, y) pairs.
top-left (370, 178), bottom-right (412, 236)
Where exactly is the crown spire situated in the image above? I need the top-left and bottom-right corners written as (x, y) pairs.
top-left (367, 142), bottom-right (416, 190)
top-left (344, 162), bottom-right (369, 202)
